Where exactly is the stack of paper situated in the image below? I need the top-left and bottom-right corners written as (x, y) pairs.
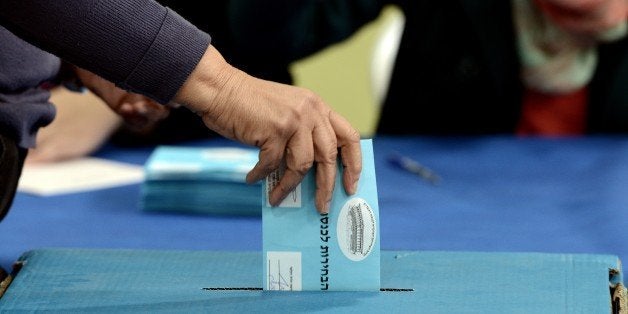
top-left (141, 146), bottom-right (261, 216)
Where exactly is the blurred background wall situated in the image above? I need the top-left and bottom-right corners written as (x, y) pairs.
top-left (290, 5), bottom-right (403, 138)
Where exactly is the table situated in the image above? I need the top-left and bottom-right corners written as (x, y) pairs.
top-left (3, 135), bottom-right (628, 271)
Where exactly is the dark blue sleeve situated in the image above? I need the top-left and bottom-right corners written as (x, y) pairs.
top-left (0, 0), bottom-right (211, 104)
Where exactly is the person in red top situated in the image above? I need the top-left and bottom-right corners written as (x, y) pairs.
top-left (229, 0), bottom-right (628, 136)
top-left (515, 0), bottom-right (628, 135)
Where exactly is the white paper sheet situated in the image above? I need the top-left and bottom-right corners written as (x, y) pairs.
top-left (17, 157), bottom-right (144, 196)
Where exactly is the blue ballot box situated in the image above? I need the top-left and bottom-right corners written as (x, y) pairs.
top-left (0, 248), bottom-right (625, 313)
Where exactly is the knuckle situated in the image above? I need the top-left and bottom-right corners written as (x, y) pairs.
top-left (273, 114), bottom-right (296, 135)
top-left (293, 160), bottom-right (313, 176)
top-left (318, 142), bottom-right (338, 163)
top-left (257, 159), bottom-right (281, 175)
top-left (264, 159), bottom-right (282, 172)
top-left (348, 127), bottom-right (361, 142)
top-left (299, 90), bottom-right (326, 113)
top-left (301, 89), bottom-right (321, 104)
top-left (277, 178), bottom-right (298, 195)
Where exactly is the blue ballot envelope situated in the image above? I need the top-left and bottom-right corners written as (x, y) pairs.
top-left (262, 139), bottom-right (381, 291)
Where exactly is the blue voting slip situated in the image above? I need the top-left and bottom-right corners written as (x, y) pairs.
top-left (141, 146), bottom-right (261, 216)
top-left (263, 139), bottom-right (380, 291)
top-left (0, 248), bottom-right (625, 313)
top-left (144, 146), bottom-right (259, 182)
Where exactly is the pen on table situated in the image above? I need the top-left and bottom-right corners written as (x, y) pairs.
top-left (387, 153), bottom-right (441, 185)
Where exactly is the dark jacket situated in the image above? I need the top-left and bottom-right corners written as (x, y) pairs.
top-left (0, 0), bottom-right (209, 147)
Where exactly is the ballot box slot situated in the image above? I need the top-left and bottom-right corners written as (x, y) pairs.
top-left (201, 287), bottom-right (414, 292)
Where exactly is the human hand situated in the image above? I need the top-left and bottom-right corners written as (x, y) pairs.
top-left (74, 67), bottom-right (171, 130)
top-left (174, 45), bottom-right (362, 214)
top-left (27, 88), bottom-right (123, 163)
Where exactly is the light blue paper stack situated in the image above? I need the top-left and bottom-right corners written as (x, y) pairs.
top-left (141, 146), bottom-right (261, 216)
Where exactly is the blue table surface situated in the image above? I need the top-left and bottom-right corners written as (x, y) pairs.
top-left (2, 135), bottom-right (628, 272)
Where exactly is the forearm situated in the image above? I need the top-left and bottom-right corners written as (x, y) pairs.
top-left (0, 0), bottom-right (210, 105)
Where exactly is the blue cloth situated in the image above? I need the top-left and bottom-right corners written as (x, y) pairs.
top-left (2, 136), bottom-right (628, 274)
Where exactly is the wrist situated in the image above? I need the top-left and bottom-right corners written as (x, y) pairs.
top-left (173, 45), bottom-right (239, 115)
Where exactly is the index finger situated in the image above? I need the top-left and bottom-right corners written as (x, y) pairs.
top-left (268, 130), bottom-right (313, 207)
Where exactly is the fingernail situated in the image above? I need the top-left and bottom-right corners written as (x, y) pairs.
top-left (270, 196), bottom-right (280, 207)
top-left (320, 201), bottom-right (330, 214)
top-left (351, 180), bottom-right (358, 195)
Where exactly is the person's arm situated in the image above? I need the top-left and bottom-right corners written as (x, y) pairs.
top-left (0, 0), bottom-right (205, 105)
top-left (0, 0), bottom-right (361, 213)
top-left (26, 87), bottom-right (123, 164)
top-left (73, 67), bottom-right (170, 130)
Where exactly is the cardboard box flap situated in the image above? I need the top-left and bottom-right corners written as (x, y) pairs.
top-left (613, 283), bottom-right (627, 314)
top-left (0, 266), bottom-right (9, 298)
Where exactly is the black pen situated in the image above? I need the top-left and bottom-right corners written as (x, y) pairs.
top-left (387, 153), bottom-right (441, 185)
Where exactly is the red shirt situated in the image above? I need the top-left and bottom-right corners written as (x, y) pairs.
top-left (516, 86), bottom-right (588, 136)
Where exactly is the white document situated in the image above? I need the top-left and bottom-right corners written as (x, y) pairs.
top-left (18, 157), bottom-right (144, 196)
